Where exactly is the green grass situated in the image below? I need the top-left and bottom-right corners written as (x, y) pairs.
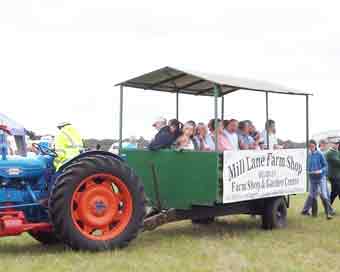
top-left (1, 195), bottom-right (340, 272)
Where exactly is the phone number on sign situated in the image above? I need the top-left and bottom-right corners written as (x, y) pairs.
top-left (258, 170), bottom-right (276, 179)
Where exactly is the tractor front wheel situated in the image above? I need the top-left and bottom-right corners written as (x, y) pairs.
top-left (29, 230), bottom-right (60, 245)
top-left (191, 217), bottom-right (215, 225)
top-left (49, 155), bottom-right (146, 251)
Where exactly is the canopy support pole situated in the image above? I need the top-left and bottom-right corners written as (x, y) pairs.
top-left (221, 96), bottom-right (224, 120)
top-left (305, 94), bottom-right (309, 146)
top-left (176, 91), bottom-right (179, 120)
top-left (214, 85), bottom-right (219, 151)
top-left (305, 94), bottom-right (309, 190)
top-left (119, 85), bottom-right (124, 152)
top-left (265, 92), bottom-right (269, 149)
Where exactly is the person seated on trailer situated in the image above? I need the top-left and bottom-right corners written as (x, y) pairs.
top-left (186, 120), bottom-right (199, 149)
top-left (247, 120), bottom-right (261, 143)
top-left (238, 120), bottom-right (259, 150)
top-left (176, 122), bottom-right (197, 151)
top-left (148, 117), bottom-right (181, 151)
top-left (223, 118), bottom-right (239, 151)
top-left (210, 119), bottom-right (233, 152)
top-left (208, 119), bottom-right (215, 135)
top-left (169, 119), bottom-right (183, 138)
top-left (194, 122), bottom-right (215, 151)
top-left (123, 135), bottom-right (138, 149)
top-left (222, 119), bottom-right (229, 130)
top-left (260, 119), bottom-right (282, 150)
top-left (54, 122), bottom-right (84, 170)
top-left (186, 120), bottom-right (196, 132)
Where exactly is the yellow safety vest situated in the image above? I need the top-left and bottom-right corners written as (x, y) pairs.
top-left (54, 125), bottom-right (84, 170)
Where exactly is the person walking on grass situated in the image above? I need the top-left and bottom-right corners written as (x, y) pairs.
top-left (319, 139), bottom-right (331, 200)
top-left (325, 139), bottom-right (340, 205)
top-left (302, 139), bottom-right (333, 220)
top-left (319, 139), bottom-right (329, 153)
top-left (311, 139), bottom-right (334, 216)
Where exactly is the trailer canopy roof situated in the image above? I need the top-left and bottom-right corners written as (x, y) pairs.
top-left (116, 66), bottom-right (310, 97)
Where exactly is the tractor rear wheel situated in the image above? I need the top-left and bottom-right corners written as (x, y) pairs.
top-left (49, 155), bottom-right (146, 251)
top-left (262, 197), bottom-right (287, 230)
top-left (29, 230), bottom-right (60, 245)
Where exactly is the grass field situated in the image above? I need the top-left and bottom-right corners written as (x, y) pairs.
top-left (0, 195), bottom-right (339, 272)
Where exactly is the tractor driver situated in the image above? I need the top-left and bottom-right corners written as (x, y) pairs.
top-left (54, 122), bottom-right (84, 170)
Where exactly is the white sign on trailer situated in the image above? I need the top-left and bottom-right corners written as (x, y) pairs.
top-left (223, 149), bottom-right (307, 203)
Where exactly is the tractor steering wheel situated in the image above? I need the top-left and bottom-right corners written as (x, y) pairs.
top-left (32, 143), bottom-right (58, 158)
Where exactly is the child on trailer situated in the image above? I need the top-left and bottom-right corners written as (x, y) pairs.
top-left (176, 123), bottom-right (196, 150)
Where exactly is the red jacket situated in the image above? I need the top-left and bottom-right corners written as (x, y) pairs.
top-left (0, 125), bottom-right (11, 135)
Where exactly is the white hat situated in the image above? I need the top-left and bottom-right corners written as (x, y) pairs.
top-left (183, 122), bottom-right (194, 130)
top-left (57, 122), bottom-right (71, 129)
top-left (152, 117), bottom-right (167, 126)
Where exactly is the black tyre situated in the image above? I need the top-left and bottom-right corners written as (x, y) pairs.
top-left (192, 217), bottom-right (215, 225)
top-left (49, 155), bottom-right (146, 251)
top-left (29, 230), bottom-right (60, 245)
top-left (262, 197), bottom-right (287, 230)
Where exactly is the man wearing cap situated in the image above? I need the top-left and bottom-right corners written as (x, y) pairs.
top-left (148, 117), bottom-right (176, 151)
top-left (54, 122), bottom-right (84, 170)
top-left (325, 139), bottom-right (340, 204)
top-left (319, 139), bottom-right (329, 154)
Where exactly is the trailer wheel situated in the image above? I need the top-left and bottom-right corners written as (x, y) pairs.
top-left (49, 155), bottom-right (146, 251)
top-left (262, 197), bottom-right (287, 230)
top-left (191, 217), bottom-right (215, 225)
top-left (28, 230), bottom-right (60, 245)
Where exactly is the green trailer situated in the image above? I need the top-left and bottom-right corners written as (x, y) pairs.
top-left (108, 66), bottom-right (311, 247)
top-left (57, 67), bottom-right (311, 250)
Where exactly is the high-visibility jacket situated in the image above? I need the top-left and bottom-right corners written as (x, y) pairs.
top-left (54, 125), bottom-right (84, 170)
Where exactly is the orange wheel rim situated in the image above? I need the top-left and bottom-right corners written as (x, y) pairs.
top-left (70, 173), bottom-right (133, 241)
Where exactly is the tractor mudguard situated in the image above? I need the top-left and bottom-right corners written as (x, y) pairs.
top-left (58, 150), bottom-right (124, 173)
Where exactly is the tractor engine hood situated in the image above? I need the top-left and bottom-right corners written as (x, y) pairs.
top-left (0, 155), bottom-right (52, 179)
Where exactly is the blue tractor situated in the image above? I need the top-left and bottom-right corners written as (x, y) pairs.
top-left (0, 126), bottom-right (146, 251)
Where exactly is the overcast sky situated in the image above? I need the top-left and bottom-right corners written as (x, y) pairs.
top-left (1, 1), bottom-right (339, 142)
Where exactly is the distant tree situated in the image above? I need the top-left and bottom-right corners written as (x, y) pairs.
top-left (26, 130), bottom-right (40, 140)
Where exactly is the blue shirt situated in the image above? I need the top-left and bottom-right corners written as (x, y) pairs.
top-left (238, 132), bottom-right (255, 146)
top-left (308, 150), bottom-right (328, 180)
top-left (194, 134), bottom-right (215, 151)
top-left (123, 143), bottom-right (138, 149)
